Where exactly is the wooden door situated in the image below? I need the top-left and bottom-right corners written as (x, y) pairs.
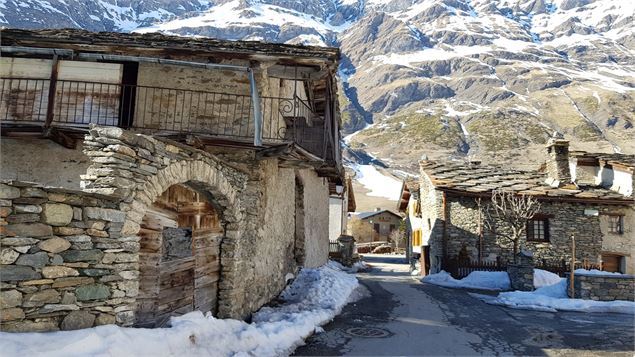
top-left (602, 254), bottom-right (622, 273)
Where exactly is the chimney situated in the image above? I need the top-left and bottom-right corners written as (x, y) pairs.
top-left (545, 132), bottom-right (572, 186)
top-left (375, 207), bottom-right (382, 212)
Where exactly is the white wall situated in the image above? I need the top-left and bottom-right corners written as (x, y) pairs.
top-left (329, 197), bottom-right (343, 242)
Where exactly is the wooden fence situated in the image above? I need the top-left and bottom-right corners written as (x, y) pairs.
top-left (443, 257), bottom-right (604, 279)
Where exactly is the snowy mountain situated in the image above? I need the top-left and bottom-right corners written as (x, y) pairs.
top-left (2, 0), bottom-right (634, 174)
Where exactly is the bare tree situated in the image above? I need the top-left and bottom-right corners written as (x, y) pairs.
top-left (390, 229), bottom-right (406, 252)
top-left (476, 190), bottom-right (541, 262)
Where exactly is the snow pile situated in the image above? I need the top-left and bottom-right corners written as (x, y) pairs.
top-left (533, 269), bottom-right (562, 288)
top-left (422, 270), bottom-right (511, 291)
top-left (575, 269), bottom-right (625, 277)
top-left (0, 263), bottom-right (359, 357)
top-left (490, 279), bottom-right (635, 314)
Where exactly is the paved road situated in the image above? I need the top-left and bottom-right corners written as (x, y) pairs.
top-left (294, 254), bottom-right (635, 356)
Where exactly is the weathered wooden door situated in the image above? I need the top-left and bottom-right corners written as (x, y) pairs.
top-left (136, 184), bottom-right (222, 327)
top-left (602, 254), bottom-right (622, 273)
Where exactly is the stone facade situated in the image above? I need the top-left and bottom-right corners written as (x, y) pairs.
top-left (419, 188), bottom-right (631, 274)
top-left (568, 273), bottom-right (635, 301)
top-left (1, 125), bottom-right (332, 331)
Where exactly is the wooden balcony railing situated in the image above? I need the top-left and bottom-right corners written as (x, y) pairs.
top-left (0, 77), bottom-right (329, 160)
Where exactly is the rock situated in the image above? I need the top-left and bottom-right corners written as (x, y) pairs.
top-left (80, 269), bottom-right (111, 277)
top-left (14, 205), bottom-right (42, 214)
top-left (41, 203), bottom-right (74, 226)
top-left (115, 310), bottom-right (135, 325)
top-left (0, 184), bottom-right (20, 199)
top-left (6, 214), bottom-right (41, 223)
top-left (102, 253), bottom-right (138, 264)
top-left (1, 237), bottom-right (39, 246)
top-left (95, 313), bottom-right (116, 326)
top-left (51, 277), bottom-right (94, 288)
top-left (76, 284), bottom-right (111, 301)
top-left (0, 199), bottom-right (11, 206)
top-left (86, 228), bottom-right (109, 238)
top-left (0, 290), bottom-right (22, 308)
top-left (0, 206), bottom-right (11, 217)
top-left (84, 207), bottom-right (126, 223)
top-left (42, 266), bottom-right (79, 279)
top-left (38, 237), bottom-right (72, 253)
top-left (53, 227), bottom-right (85, 236)
top-left (19, 279), bottom-right (54, 286)
top-left (0, 266), bottom-right (41, 282)
top-left (1, 320), bottom-right (58, 332)
top-left (0, 307), bottom-right (25, 322)
top-left (51, 254), bottom-right (64, 265)
top-left (118, 271), bottom-right (139, 280)
top-left (61, 292), bottom-right (77, 304)
top-left (13, 246), bottom-right (31, 253)
top-left (38, 304), bottom-right (79, 313)
top-left (23, 289), bottom-right (61, 307)
top-left (61, 311), bottom-right (95, 330)
top-left (5, 223), bottom-right (53, 237)
top-left (0, 248), bottom-right (20, 264)
top-left (73, 207), bottom-right (82, 221)
top-left (15, 252), bottom-right (49, 269)
top-left (60, 249), bottom-right (103, 263)
top-left (20, 187), bottom-right (47, 198)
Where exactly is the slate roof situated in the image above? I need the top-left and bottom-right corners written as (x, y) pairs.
top-left (357, 210), bottom-right (402, 220)
top-left (571, 151), bottom-right (635, 169)
top-left (420, 160), bottom-right (631, 203)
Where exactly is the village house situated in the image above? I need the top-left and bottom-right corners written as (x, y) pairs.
top-left (397, 178), bottom-right (423, 264)
top-left (0, 29), bottom-right (344, 332)
top-left (407, 134), bottom-right (634, 276)
top-left (348, 208), bottom-right (402, 246)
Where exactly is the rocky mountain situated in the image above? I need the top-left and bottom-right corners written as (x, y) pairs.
top-left (2, 0), bottom-right (634, 176)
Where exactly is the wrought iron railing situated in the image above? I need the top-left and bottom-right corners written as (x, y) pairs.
top-left (0, 77), bottom-right (326, 158)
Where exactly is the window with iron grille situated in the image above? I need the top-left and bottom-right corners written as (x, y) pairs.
top-left (608, 215), bottom-right (624, 234)
top-left (527, 218), bottom-right (550, 242)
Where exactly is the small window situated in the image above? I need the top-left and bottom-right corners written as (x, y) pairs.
top-left (413, 229), bottom-right (422, 246)
top-left (373, 223), bottom-right (380, 233)
top-left (527, 218), bottom-right (550, 242)
top-left (427, 218), bottom-right (431, 230)
top-left (608, 215), bottom-right (624, 234)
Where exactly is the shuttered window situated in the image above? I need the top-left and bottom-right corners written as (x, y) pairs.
top-left (412, 229), bottom-right (422, 247)
top-left (608, 215), bottom-right (624, 234)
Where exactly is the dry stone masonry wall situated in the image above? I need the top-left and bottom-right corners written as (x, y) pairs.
top-left (0, 182), bottom-right (133, 332)
top-left (569, 273), bottom-right (635, 301)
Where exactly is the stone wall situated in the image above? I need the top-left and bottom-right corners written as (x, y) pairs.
top-left (2, 125), bottom-right (333, 332)
top-left (568, 273), bottom-right (635, 301)
top-left (298, 169), bottom-right (330, 268)
top-left (0, 182), bottom-right (133, 332)
top-left (419, 172), bottom-right (444, 272)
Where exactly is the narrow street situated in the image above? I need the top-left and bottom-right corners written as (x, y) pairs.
top-left (294, 255), bottom-right (635, 356)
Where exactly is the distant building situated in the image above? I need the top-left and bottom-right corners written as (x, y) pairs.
top-left (397, 178), bottom-right (422, 263)
top-left (348, 208), bottom-right (402, 244)
top-left (404, 134), bottom-right (634, 275)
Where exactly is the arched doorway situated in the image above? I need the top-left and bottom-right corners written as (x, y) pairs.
top-left (136, 183), bottom-right (223, 327)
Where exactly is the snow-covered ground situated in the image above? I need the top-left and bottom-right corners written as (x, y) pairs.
top-left (0, 262), bottom-right (359, 357)
top-left (350, 164), bottom-right (402, 201)
top-left (422, 270), bottom-right (511, 291)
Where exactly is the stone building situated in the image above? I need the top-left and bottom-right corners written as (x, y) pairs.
top-left (397, 178), bottom-right (423, 263)
top-left (328, 176), bottom-right (356, 242)
top-left (348, 209), bottom-right (402, 244)
top-left (0, 29), bottom-right (343, 331)
top-left (412, 135), bottom-right (634, 275)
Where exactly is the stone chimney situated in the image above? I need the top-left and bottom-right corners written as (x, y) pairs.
top-left (375, 207), bottom-right (382, 212)
top-left (545, 132), bottom-right (572, 186)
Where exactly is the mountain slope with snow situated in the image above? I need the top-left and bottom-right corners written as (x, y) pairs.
top-left (1, 0), bottom-right (634, 175)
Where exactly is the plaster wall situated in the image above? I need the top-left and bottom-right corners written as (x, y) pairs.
top-left (298, 169), bottom-right (329, 268)
top-left (0, 138), bottom-right (90, 189)
top-left (329, 197), bottom-right (343, 242)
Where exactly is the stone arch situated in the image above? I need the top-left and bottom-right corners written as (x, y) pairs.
top-left (120, 160), bottom-right (245, 325)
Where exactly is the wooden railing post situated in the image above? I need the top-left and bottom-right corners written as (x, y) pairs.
top-left (43, 54), bottom-right (60, 133)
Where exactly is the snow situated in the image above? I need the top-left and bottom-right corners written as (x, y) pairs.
top-left (0, 262), bottom-right (359, 357)
top-left (533, 269), bottom-right (562, 288)
top-left (574, 269), bottom-right (626, 277)
top-left (351, 164), bottom-right (403, 201)
top-left (487, 279), bottom-right (635, 314)
top-left (422, 270), bottom-right (511, 291)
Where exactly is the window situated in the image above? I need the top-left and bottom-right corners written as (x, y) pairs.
top-left (390, 224), bottom-right (396, 232)
top-left (373, 223), bottom-right (380, 233)
top-left (608, 215), bottom-right (624, 234)
top-left (527, 217), bottom-right (550, 242)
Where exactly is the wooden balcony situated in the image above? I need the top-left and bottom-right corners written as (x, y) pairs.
top-left (1, 77), bottom-right (336, 165)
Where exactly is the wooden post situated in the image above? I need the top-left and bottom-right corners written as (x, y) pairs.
top-left (570, 234), bottom-right (575, 299)
top-left (43, 54), bottom-right (60, 133)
